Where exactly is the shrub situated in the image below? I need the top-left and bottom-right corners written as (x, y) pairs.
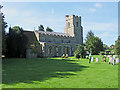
top-left (99, 51), bottom-right (105, 55)
top-left (74, 45), bottom-right (86, 59)
top-left (76, 54), bottom-right (80, 59)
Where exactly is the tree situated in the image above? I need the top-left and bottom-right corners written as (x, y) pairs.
top-left (38, 25), bottom-right (44, 31)
top-left (6, 26), bottom-right (28, 58)
top-left (103, 44), bottom-right (110, 51)
top-left (46, 27), bottom-right (53, 32)
top-left (76, 54), bottom-right (80, 60)
top-left (114, 35), bottom-right (120, 55)
top-left (85, 31), bottom-right (103, 54)
top-left (74, 45), bottom-right (86, 59)
top-left (85, 30), bottom-right (94, 40)
top-left (1, 5), bottom-right (8, 55)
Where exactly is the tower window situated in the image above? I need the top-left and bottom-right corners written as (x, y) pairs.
top-left (67, 22), bottom-right (70, 28)
top-left (76, 22), bottom-right (78, 27)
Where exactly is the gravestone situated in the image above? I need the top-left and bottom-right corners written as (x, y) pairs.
top-left (91, 57), bottom-right (94, 62)
top-left (96, 57), bottom-right (99, 62)
top-left (109, 57), bottom-right (112, 64)
top-left (113, 55), bottom-right (117, 59)
top-left (112, 58), bottom-right (115, 65)
top-left (103, 55), bottom-right (106, 62)
top-left (116, 58), bottom-right (119, 63)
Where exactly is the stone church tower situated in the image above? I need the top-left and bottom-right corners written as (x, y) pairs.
top-left (64, 15), bottom-right (83, 44)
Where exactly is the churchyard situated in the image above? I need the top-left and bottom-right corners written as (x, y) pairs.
top-left (2, 55), bottom-right (118, 88)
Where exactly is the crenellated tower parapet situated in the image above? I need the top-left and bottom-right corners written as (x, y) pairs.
top-left (64, 15), bottom-right (83, 44)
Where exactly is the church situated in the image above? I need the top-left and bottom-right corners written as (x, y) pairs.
top-left (24, 15), bottom-right (83, 58)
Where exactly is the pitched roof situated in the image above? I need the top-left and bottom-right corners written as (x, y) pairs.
top-left (23, 31), bottom-right (38, 47)
top-left (35, 30), bottom-right (70, 37)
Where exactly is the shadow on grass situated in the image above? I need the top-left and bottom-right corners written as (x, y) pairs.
top-left (2, 58), bottom-right (89, 85)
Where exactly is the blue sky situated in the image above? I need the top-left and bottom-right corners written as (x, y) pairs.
top-left (1, 2), bottom-right (118, 46)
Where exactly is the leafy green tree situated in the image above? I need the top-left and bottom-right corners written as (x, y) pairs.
top-left (46, 27), bottom-right (53, 32)
top-left (6, 26), bottom-right (28, 58)
top-left (76, 54), bottom-right (80, 60)
top-left (114, 35), bottom-right (120, 55)
top-left (38, 25), bottom-right (44, 31)
top-left (85, 31), bottom-right (103, 54)
top-left (85, 30), bottom-right (94, 40)
top-left (103, 44), bottom-right (110, 51)
top-left (1, 5), bottom-right (8, 55)
top-left (74, 45), bottom-right (86, 59)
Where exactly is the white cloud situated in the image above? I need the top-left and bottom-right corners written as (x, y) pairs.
top-left (89, 8), bottom-right (96, 13)
top-left (95, 3), bottom-right (102, 8)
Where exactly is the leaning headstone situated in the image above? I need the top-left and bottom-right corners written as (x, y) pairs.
top-left (116, 58), bottom-right (119, 63)
top-left (96, 57), bottom-right (99, 62)
top-left (91, 57), bottom-right (94, 62)
top-left (113, 55), bottom-right (116, 59)
top-left (103, 55), bottom-right (106, 62)
top-left (109, 57), bottom-right (112, 62)
top-left (112, 58), bottom-right (115, 65)
top-left (108, 57), bottom-right (113, 64)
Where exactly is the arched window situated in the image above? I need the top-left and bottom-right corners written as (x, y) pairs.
top-left (53, 39), bottom-right (55, 42)
top-left (48, 46), bottom-right (52, 55)
top-left (56, 47), bottom-right (59, 56)
top-left (68, 40), bottom-right (70, 43)
top-left (71, 47), bottom-right (74, 55)
top-left (67, 22), bottom-right (70, 28)
top-left (76, 22), bottom-right (78, 27)
top-left (65, 47), bottom-right (69, 54)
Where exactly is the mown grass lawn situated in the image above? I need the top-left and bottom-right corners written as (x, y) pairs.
top-left (2, 55), bottom-right (118, 88)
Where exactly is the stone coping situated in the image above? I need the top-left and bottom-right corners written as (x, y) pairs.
top-left (39, 41), bottom-right (80, 45)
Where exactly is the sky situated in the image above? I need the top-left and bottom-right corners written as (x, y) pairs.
top-left (1, 2), bottom-right (118, 46)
